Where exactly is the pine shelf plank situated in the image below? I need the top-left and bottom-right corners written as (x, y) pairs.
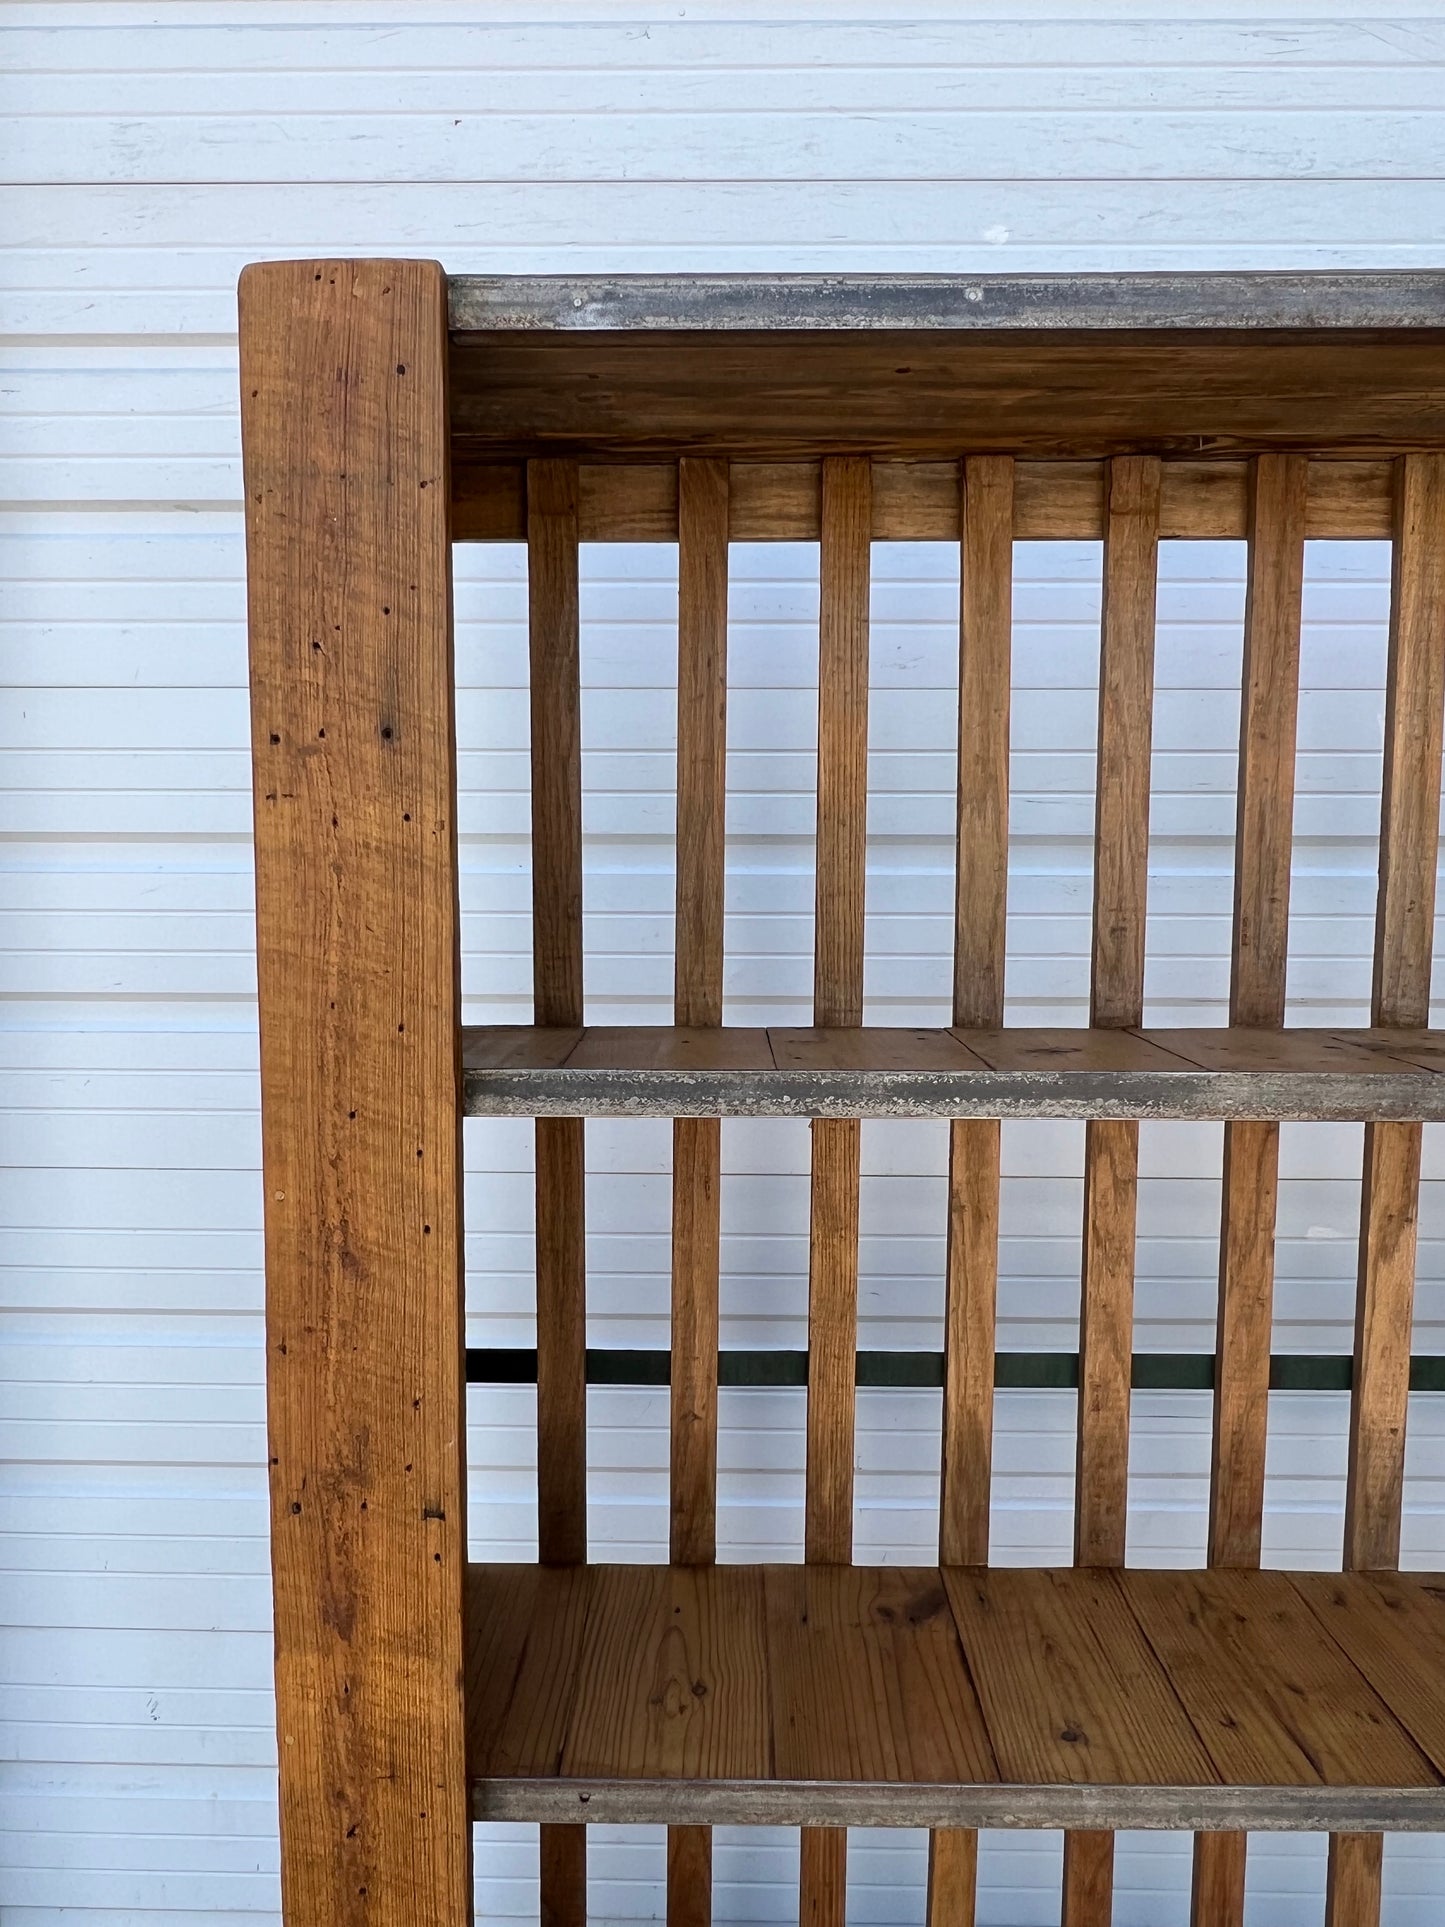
top-left (460, 1026), bottom-right (1445, 1120)
top-left (466, 1564), bottom-right (1445, 1832)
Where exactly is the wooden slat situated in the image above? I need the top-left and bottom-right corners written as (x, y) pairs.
top-left (675, 458), bottom-right (731, 1034)
top-left (1124, 1568), bottom-right (1436, 1787)
top-left (1193, 452), bottom-right (1307, 1926)
top-left (451, 455), bottom-right (1398, 545)
top-left (1347, 1119), bottom-right (1423, 1570)
top-left (528, 457), bottom-right (589, 1927)
top-left (938, 1121), bottom-right (999, 1569)
top-left (930, 454), bottom-right (1014, 1927)
top-left (1292, 1572), bottom-right (1445, 1774)
top-left (1371, 454), bottom-right (1445, 1033)
top-left (954, 457), bottom-right (1014, 1029)
top-left (469, 1562), bottom-right (1445, 1823)
top-left (564, 1566), bottom-right (770, 1778)
top-left (813, 457), bottom-right (871, 1035)
top-left (240, 258), bottom-right (471, 1927)
top-left (1066, 456), bottom-right (1160, 1923)
top-left (1208, 453), bottom-right (1308, 1569)
top-left (766, 1567), bottom-right (997, 1784)
top-left (800, 453), bottom-right (872, 1927)
top-left (669, 457), bottom-right (731, 1927)
top-left (1073, 1112), bottom-right (1138, 1568)
top-left (773, 1025), bottom-right (984, 1072)
top-left (1090, 455), bottom-right (1162, 1031)
top-left (483, 1564), bottom-right (595, 1779)
top-left (466, 1564), bottom-right (541, 1772)
top-left (1346, 452), bottom-right (1445, 1565)
top-left (1326, 1834), bottom-right (1385, 1927)
top-left (1332, 452), bottom-right (1445, 1927)
top-left (1076, 454), bottom-right (1161, 1564)
top-left (943, 1567), bottom-right (1219, 1788)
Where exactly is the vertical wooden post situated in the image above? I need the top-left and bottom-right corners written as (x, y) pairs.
top-left (1192, 452), bottom-right (1308, 1927)
top-left (668, 456), bottom-right (731, 1927)
top-left (527, 458), bottom-right (589, 1927)
top-left (241, 260), bottom-right (471, 1926)
top-left (1329, 451), bottom-right (1445, 1927)
top-left (801, 454), bottom-right (872, 1927)
top-left (1065, 453), bottom-right (1162, 1927)
top-left (930, 452), bottom-right (1015, 1927)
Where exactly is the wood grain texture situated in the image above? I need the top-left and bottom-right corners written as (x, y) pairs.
top-left (1207, 1119), bottom-right (1280, 1572)
top-left (931, 470), bottom-right (1016, 1927)
top-left (939, 1117), bottom-right (999, 1568)
top-left (1090, 454), bottom-right (1161, 1029)
top-left (1292, 1572), bottom-right (1445, 1775)
top-left (240, 259), bottom-right (470, 1927)
top-left (675, 458), bottom-right (731, 1032)
top-left (1338, 478), bottom-right (1445, 1845)
top-left (1346, 1118), bottom-right (1422, 1573)
top-left (1074, 459), bottom-right (1161, 1570)
top-left (1325, 1833), bottom-right (1384, 1927)
top-left (1373, 454), bottom-right (1445, 1032)
top-left (484, 1564), bottom-right (593, 1778)
top-left (667, 1825), bottom-right (712, 1927)
top-left (452, 454), bottom-right (1399, 546)
top-left (954, 456), bottom-right (1014, 1029)
top-left (528, 461), bottom-right (584, 1030)
top-left (934, 456), bottom-right (1014, 1927)
top-left (670, 456), bottom-right (729, 1561)
top-left (814, 456), bottom-right (871, 1029)
top-left (467, 1562), bottom-right (1445, 1826)
top-left (1075, 1116), bottom-right (1138, 1570)
top-left (668, 459), bottom-right (730, 1917)
top-left (925, 1825), bottom-right (977, 1927)
top-left (1124, 1568), bottom-right (1434, 1788)
top-left (527, 457), bottom-right (589, 1927)
top-left (1068, 456), bottom-right (1160, 1921)
top-left (943, 1567), bottom-right (1218, 1789)
top-left (801, 1833), bottom-right (847, 1927)
top-left (448, 329), bottom-right (1445, 460)
top-left (1342, 456), bottom-right (1445, 1586)
top-left (1061, 1833), bottom-right (1114, 1927)
top-left (1193, 455), bottom-right (1306, 1924)
top-left (801, 453), bottom-right (872, 1927)
top-left (1190, 1832), bottom-right (1247, 1927)
top-left (804, 1115), bottom-right (863, 1571)
top-left (766, 1567), bottom-right (997, 1785)
top-left (933, 463), bottom-right (1014, 1927)
top-left (671, 1116), bottom-right (721, 1570)
top-left (1232, 455), bottom-right (1309, 1029)
top-left (565, 1565), bottom-right (769, 1779)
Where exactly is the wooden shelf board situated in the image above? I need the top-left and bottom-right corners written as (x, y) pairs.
top-left (466, 1564), bottom-right (1445, 1831)
top-left (460, 1025), bottom-right (1445, 1120)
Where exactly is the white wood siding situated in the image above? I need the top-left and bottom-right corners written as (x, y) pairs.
top-left (4, 6), bottom-right (1445, 1922)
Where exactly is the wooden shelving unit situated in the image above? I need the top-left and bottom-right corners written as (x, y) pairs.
top-left (240, 262), bottom-right (1445, 1927)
